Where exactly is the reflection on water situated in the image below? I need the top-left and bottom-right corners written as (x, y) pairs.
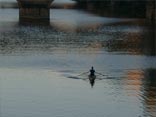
top-left (142, 69), bottom-right (156, 117)
top-left (0, 9), bottom-right (155, 56)
top-left (0, 9), bottom-right (156, 117)
top-left (123, 69), bottom-right (156, 117)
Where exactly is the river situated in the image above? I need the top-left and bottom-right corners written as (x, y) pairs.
top-left (0, 8), bottom-right (156, 117)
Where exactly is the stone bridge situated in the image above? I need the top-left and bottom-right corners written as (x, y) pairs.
top-left (16, 0), bottom-right (155, 25)
top-left (17, 0), bottom-right (54, 24)
top-left (75, 0), bottom-right (155, 24)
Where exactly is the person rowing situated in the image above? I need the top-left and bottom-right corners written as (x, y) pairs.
top-left (89, 66), bottom-right (96, 87)
top-left (90, 66), bottom-right (95, 77)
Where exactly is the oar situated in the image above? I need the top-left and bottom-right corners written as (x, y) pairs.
top-left (95, 72), bottom-right (107, 76)
top-left (77, 71), bottom-right (89, 76)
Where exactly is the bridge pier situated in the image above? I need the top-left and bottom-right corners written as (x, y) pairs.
top-left (146, 0), bottom-right (156, 25)
top-left (17, 0), bottom-right (53, 24)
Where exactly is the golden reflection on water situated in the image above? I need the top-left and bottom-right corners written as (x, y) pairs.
top-left (142, 69), bottom-right (156, 117)
top-left (126, 70), bottom-right (143, 84)
top-left (124, 69), bottom-right (156, 117)
top-left (124, 70), bottom-right (143, 97)
top-left (50, 21), bottom-right (103, 32)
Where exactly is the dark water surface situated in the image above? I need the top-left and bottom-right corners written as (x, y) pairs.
top-left (0, 9), bottom-right (156, 117)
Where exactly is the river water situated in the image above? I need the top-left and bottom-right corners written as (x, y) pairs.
top-left (0, 9), bottom-right (156, 117)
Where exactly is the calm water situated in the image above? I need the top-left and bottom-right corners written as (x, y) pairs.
top-left (0, 9), bottom-right (156, 117)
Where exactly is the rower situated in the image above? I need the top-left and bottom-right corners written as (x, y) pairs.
top-left (90, 66), bottom-right (95, 76)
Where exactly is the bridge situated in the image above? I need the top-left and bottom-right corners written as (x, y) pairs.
top-left (16, 0), bottom-right (155, 25)
top-left (17, 0), bottom-right (54, 24)
top-left (74, 0), bottom-right (155, 24)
